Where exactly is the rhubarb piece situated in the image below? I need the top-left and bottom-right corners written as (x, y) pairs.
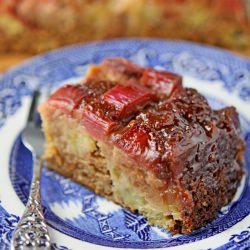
top-left (114, 122), bottom-right (151, 157)
top-left (141, 68), bottom-right (182, 96)
top-left (103, 83), bottom-right (157, 119)
top-left (47, 84), bottom-right (89, 114)
top-left (39, 58), bottom-right (245, 234)
top-left (85, 57), bottom-right (142, 82)
top-left (81, 104), bottom-right (118, 140)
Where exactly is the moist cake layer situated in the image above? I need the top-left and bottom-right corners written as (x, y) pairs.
top-left (39, 58), bottom-right (245, 234)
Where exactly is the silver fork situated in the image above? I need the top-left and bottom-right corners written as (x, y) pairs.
top-left (11, 91), bottom-right (51, 250)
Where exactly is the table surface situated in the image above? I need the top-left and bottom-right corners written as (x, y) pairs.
top-left (0, 53), bottom-right (31, 73)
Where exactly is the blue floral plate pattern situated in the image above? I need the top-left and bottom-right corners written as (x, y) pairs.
top-left (0, 39), bottom-right (250, 250)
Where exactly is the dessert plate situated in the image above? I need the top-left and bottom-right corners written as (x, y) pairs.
top-left (1, 39), bottom-right (250, 250)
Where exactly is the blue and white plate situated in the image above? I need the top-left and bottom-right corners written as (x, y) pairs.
top-left (1, 39), bottom-right (250, 250)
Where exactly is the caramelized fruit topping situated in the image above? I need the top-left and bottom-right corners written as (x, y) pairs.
top-left (48, 84), bottom-right (89, 114)
top-left (102, 83), bottom-right (157, 119)
top-left (141, 68), bottom-right (182, 96)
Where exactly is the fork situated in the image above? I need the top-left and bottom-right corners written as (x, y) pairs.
top-left (11, 91), bottom-right (51, 250)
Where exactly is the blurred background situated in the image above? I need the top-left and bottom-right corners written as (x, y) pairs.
top-left (0, 0), bottom-right (250, 72)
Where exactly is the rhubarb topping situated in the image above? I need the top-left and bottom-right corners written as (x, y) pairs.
top-left (102, 83), bottom-right (157, 119)
top-left (114, 122), bottom-right (151, 157)
top-left (48, 84), bottom-right (89, 114)
top-left (141, 68), bottom-right (182, 96)
top-left (81, 105), bottom-right (118, 140)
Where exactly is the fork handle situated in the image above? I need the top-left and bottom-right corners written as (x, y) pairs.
top-left (11, 155), bottom-right (51, 250)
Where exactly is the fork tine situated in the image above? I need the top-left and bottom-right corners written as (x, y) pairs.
top-left (27, 90), bottom-right (41, 123)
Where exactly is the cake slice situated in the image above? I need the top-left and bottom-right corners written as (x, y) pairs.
top-left (38, 58), bottom-right (245, 234)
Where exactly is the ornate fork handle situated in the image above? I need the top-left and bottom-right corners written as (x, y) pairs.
top-left (11, 155), bottom-right (51, 250)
